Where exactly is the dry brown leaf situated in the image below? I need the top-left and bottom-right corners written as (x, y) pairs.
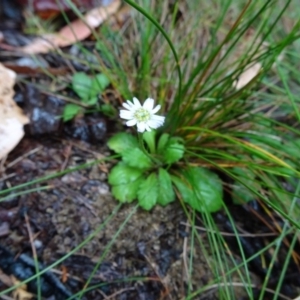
top-left (233, 62), bottom-right (262, 89)
top-left (232, 36), bottom-right (283, 90)
top-left (0, 271), bottom-right (33, 300)
top-left (11, 276), bottom-right (34, 300)
top-left (228, 29), bottom-right (265, 90)
top-left (0, 63), bottom-right (29, 160)
top-left (20, 0), bottom-right (121, 54)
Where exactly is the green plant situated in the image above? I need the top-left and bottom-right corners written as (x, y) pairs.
top-left (63, 72), bottom-right (111, 121)
top-left (98, 0), bottom-right (300, 298)
top-left (107, 130), bottom-right (224, 212)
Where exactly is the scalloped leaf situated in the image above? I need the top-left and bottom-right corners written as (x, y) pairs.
top-left (63, 104), bottom-right (81, 122)
top-left (143, 130), bottom-right (156, 153)
top-left (107, 133), bottom-right (138, 154)
top-left (157, 168), bottom-right (175, 206)
top-left (122, 147), bottom-right (153, 169)
top-left (111, 177), bottom-right (143, 202)
top-left (108, 162), bottom-right (144, 185)
top-left (163, 137), bottom-right (185, 164)
top-left (171, 167), bottom-right (223, 212)
top-left (108, 162), bottom-right (145, 203)
top-left (90, 73), bottom-right (110, 97)
top-left (72, 72), bottom-right (92, 100)
top-left (137, 173), bottom-right (158, 210)
top-left (157, 133), bottom-right (170, 153)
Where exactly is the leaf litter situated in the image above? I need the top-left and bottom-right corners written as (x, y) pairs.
top-left (0, 63), bottom-right (29, 160)
top-left (19, 0), bottom-right (121, 54)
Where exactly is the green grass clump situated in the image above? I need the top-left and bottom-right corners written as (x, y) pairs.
top-left (96, 0), bottom-right (300, 298)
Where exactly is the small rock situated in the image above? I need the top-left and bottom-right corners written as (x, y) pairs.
top-left (33, 239), bottom-right (43, 249)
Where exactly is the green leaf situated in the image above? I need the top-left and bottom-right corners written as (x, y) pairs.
top-left (101, 104), bottom-right (116, 117)
top-left (163, 137), bottom-right (185, 164)
top-left (143, 131), bottom-right (156, 153)
top-left (157, 133), bottom-right (170, 153)
top-left (232, 183), bottom-right (254, 204)
top-left (137, 173), bottom-right (158, 210)
top-left (232, 167), bottom-right (261, 204)
top-left (107, 133), bottom-right (138, 154)
top-left (231, 168), bottom-right (256, 204)
top-left (172, 167), bottom-right (223, 212)
top-left (63, 104), bottom-right (81, 122)
top-left (84, 97), bottom-right (98, 105)
top-left (72, 72), bottom-right (92, 100)
top-left (109, 162), bottom-right (144, 185)
top-left (108, 162), bottom-right (144, 202)
top-left (90, 74), bottom-right (110, 97)
top-left (111, 178), bottom-right (143, 202)
top-left (157, 168), bottom-right (175, 206)
top-left (122, 148), bottom-right (153, 169)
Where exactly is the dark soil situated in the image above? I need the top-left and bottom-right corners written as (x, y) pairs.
top-left (0, 136), bottom-right (216, 300)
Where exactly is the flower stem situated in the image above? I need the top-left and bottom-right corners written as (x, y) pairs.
top-left (138, 133), bottom-right (161, 165)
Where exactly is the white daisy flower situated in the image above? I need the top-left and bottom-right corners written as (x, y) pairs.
top-left (120, 97), bottom-right (165, 132)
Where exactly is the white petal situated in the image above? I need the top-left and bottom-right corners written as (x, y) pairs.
top-left (151, 115), bottom-right (165, 123)
top-left (122, 102), bottom-right (133, 110)
top-left (120, 110), bottom-right (133, 120)
top-left (137, 122), bottom-right (146, 132)
top-left (144, 123), bottom-right (152, 131)
top-left (147, 119), bottom-right (162, 129)
top-left (126, 100), bottom-right (135, 108)
top-left (143, 98), bottom-right (154, 111)
top-left (151, 104), bottom-right (161, 114)
top-left (133, 97), bottom-right (141, 108)
top-left (126, 119), bottom-right (137, 126)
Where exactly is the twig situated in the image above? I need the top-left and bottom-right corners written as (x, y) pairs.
top-left (104, 287), bottom-right (135, 300)
top-left (24, 212), bottom-right (40, 298)
top-left (24, 213), bottom-right (38, 262)
top-left (182, 222), bottom-right (191, 292)
top-left (0, 173), bottom-right (16, 182)
top-left (6, 147), bottom-right (41, 169)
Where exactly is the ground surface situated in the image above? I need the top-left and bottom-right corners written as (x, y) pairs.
top-left (2, 135), bottom-right (296, 300)
top-left (0, 136), bottom-right (218, 299)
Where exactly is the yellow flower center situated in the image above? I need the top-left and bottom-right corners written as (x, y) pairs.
top-left (134, 108), bottom-right (151, 122)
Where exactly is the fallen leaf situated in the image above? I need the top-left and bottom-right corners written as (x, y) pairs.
top-left (11, 276), bottom-right (34, 300)
top-left (229, 29), bottom-right (267, 90)
top-left (233, 62), bottom-right (262, 89)
top-left (0, 271), bottom-right (34, 300)
top-left (61, 265), bottom-right (68, 283)
top-left (20, 0), bottom-right (97, 18)
top-left (231, 30), bottom-right (283, 90)
top-left (0, 63), bottom-right (29, 160)
top-left (2, 63), bottom-right (69, 76)
top-left (20, 0), bottom-right (121, 54)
